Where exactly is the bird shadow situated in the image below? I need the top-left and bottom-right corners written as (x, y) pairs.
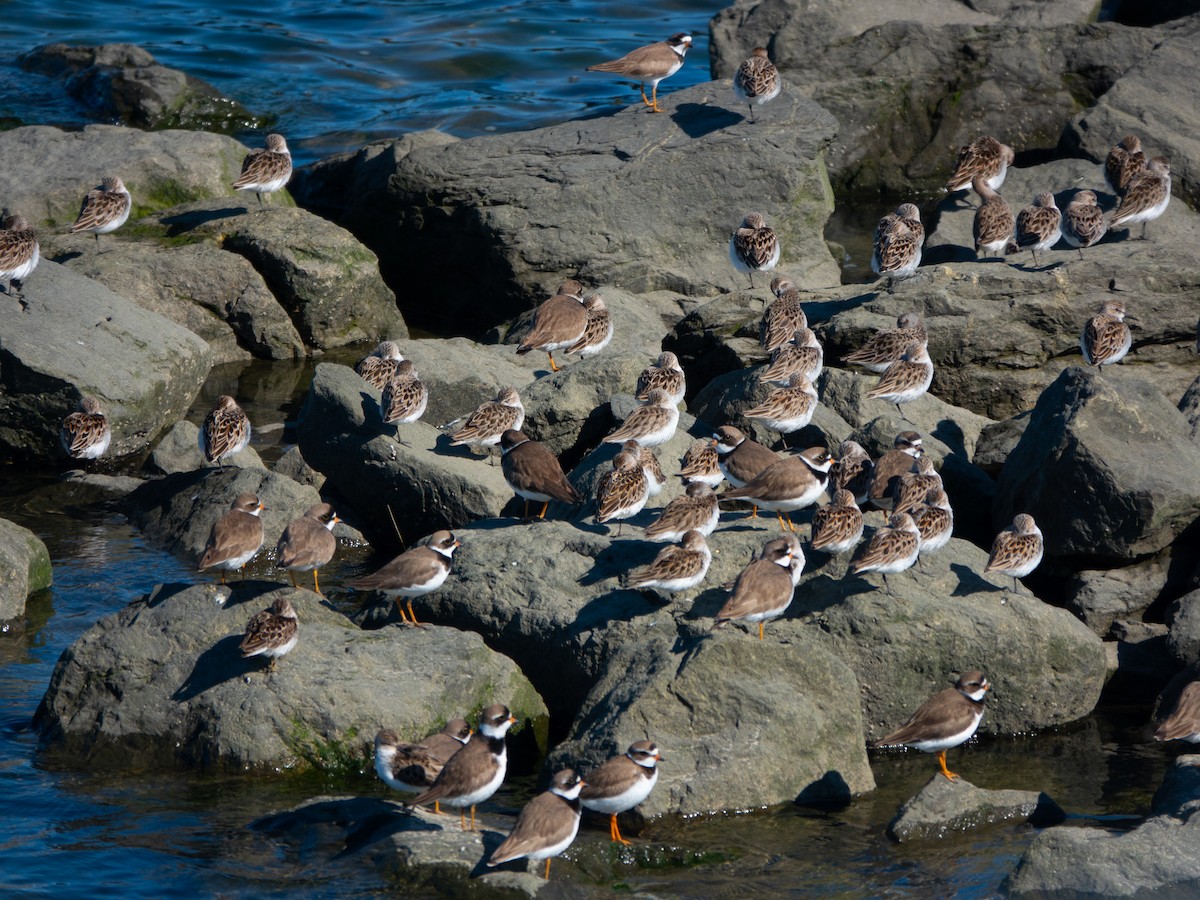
top-left (159, 207), bottom-right (246, 236)
top-left (930, 418), bottom-right (967, 457)
top-left (950, 562), bottom-right (1004, 595)
top-left (171, 635), bottom-right (258, 701)
top-left (682, 585), bottom-right (733, 622)
top-left (574, 588), bottom-right (664, 628)
top-left (468, 829), bottom-right (516, 877)
top-left (430, 431), bottom-right (488, 461)
top-left (672, 103), bottom-right (741, 139)
top-left (47, 250), bottom-right (84, 264)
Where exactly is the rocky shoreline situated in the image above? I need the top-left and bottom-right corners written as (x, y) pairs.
top-left (3, 2), bottom-right (1200, 893)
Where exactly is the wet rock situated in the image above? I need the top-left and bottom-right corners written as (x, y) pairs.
top-left (146, 420), bottom-right (265, 476)
top-left (1066, 16), bottom-right (1200, 209)
top-left (0, 261), bottom-right (212, 460)
top-left (376, 81), bottom-right (839, 335)
top-left (55, 472), bottom-right (146, 502)
top-left (54, 240), bottom-right (305, 364)
top-left (0, 518), bottom-right (52, 618)
top-left (994, 367), bottom-right (1200, 564)
top-left (1166, 589), bottom-right (1200, 667)
top-left (168, 204), bottom-right (407, 350)
top-left (1007, 755), bottom-right (1200, 895)
top-left (35, 584), bottom-right (547, 771)
top-left (18, 42), bottom-right (266, 133)
top-left (125, 466), bottom-right (321, 571)
top-left (0, 124), bottom-right (253, 227)
top-left (711, 10), bottom-right (1163, 193)
top-left (251, 797), bottom-right (553, 896)
top-left (296, 363), bottom-right (513, 548)
top-left (549, 633), bottom-right (876, 817)
top-left (886, 775), bottom-right (1065, 842)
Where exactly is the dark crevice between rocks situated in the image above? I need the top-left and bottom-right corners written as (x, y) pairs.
top-left (1102, 0), bottom-right (1200, 26)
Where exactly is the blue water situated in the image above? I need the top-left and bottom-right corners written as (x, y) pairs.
top-left (0, 0), bottom-right (717, 164)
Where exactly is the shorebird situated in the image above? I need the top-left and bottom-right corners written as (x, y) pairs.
top-left (733, 47), bottom-right (780, 122)
top-left (586, 33), bottom-right (692, 113)
top-left (233, 133), bottom-right (292, 207)
top-left (872, 671), bottom-right (990, 781)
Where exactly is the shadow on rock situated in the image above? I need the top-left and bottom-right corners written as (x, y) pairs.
top-left (672, 103), bottom-right (741, 139)
top-left (171, 634), bottom-right (254, 701)
top-left (950, 562), bottom-right (1004, 595)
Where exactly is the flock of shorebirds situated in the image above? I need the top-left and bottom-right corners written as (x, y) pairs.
top-left (13, 31), bottom-right (1194, 878)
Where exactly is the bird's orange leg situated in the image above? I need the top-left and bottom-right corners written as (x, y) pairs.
top-left (937, 749), bottom-right (960, 781)
top-left (776, 511), bottom-right (788, 532)
top-left (312, 569), bottom-right (321, 595)
top-left (758, 621), bottom-right (765, 641)
top-left (406, 599), bottom-right (422, 627)
top-left (547, 351), bottom-right (559, 372)
top-left (638, 82), bottom-right (652, 107)
top-left (544, 858), bottom-right (552, 879)
top-left (538, 500), bottom-right (549, 519)
top-left (650, 84), bottom-right (663, 113)
top-left (610, 813), bottom-right (632, 845)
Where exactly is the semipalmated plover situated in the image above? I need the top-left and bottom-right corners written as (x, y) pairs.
top-left (488, 769), bottom-right (585, 880)
top-left (413, 703), bottom-right (516, 831)
top-left (586, 33), bottom-right (692, 113)
top-left (500, 429), bottom-right (581, 518)
top-left (346, 530), bottom-right (460, 626)
top-left (275, 502), bottom-right (339, 594)
top-left (516, 280), bottom-right (587, 372)
top-left (580, 741), bottom-right (661, 844)
top-left (712, 537), bottom-right (798, 639)
top-left (721, 446), bottom-right (833, 532)
top-left (198, 493), bottom-right (264, 584)
top-left (872, 670), bottom-right (990, 781)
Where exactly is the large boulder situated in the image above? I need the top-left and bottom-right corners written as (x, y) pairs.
top-left (994, 367), bottom-right (1200, 565)
top-left (1007, 754), bottom-right (1200, 895)
top-left (17, 43), bottom-right (266, 133)
top-left (1165, 589), bottom-right (1200, 667)
top-left (296, 363), bottom-right (514, 548)
top-left (799, 538), bottom-right (1109, 737)
top-left (0, 124), bottom-right (253, 226)
top-left (1066, 15), bottom-right (1200, 210)
top-left (53, 240), bottom-right (305, 364)
top-left (0, 260), bottom-right (212, 459)
top-left (34, 583), bottom-right (547, 771)
top-left (710, 9), bottom-right (1165, 193)
top-left (549, 633), bottom-right (876, 817)
top-left (0, 518), bottom-right (53, 619)
top-left (155, 203), bottom-right (408, 350)
top-left (368, 81), bottom-right (840, 335)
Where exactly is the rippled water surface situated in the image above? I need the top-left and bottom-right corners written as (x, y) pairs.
top-left (0, 1), bottom-right (1184, 895)
top-left (0, 0), bottom-right (718, 163)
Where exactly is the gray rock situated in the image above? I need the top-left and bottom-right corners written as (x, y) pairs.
top-left (296, 363), bottom-right (514, 547)
top-left (146, 420), bottom-right (265, 476)
top-left (374, 81), bottom-right (840, 335)
top-left (35, 584), bottom-right (547, 771)
top-left (272, 446), bottom-right (325, 490)
top-left (1066, 16), bottom-right (1200, 210)
top-left (250, 797), bottom-right (554, 896)
top-left (549, 633), bottom-right (876, 817)
top-left (0, 125), bottom-right (254, 227)
top-left (1067, 553), bottom-right (1175, 637)
top-left (711, 11), bottom-right (1163, 193)
top-left (0, 518), bottom-right (52, 619)
top-left (171, 204), bottom-right (407, 350)
top-left (0, 260), bottom-right (212, 460)
top-left (125, 466), bottom-right (321, 570)
top-left (994, 367), bottom-right (1200, 564)
top-left (973, 412), bottom-right (1031, 476)
top-left (49, 239), bottom-right (305, 363)
top-left (55, 472), bottom-right (146, 502)
top-left (17, 43), bottom-right (266, 133)
top-left (1166, 590), bottom-right (1200, 668)
top-left (1007, 755), bottom-right (1200, 896)
top-left (803, 536), bottom-right (1107, 737)
top-left (520, 353), bottom-right (655, 459)
top-left (912, 157), bottom-right (1200, 418)
top-left (1181, 374), bottom-right (1200, 440)
top-left (886, 775), bottom-right (1064, 842)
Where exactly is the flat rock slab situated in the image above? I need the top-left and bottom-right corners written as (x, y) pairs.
top-left (0, 124), bottom-right (253, 226)
top-left (887, 774), bottom-right (1065, 841)
top-left (35, 584), bottom-right (547, 772)
top-left (0, 260), bottom-right (212, 459)
top-left (1008, 755), bottom-right (1200, 895)
top-left (0, 517), bottom-right (52, 619)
